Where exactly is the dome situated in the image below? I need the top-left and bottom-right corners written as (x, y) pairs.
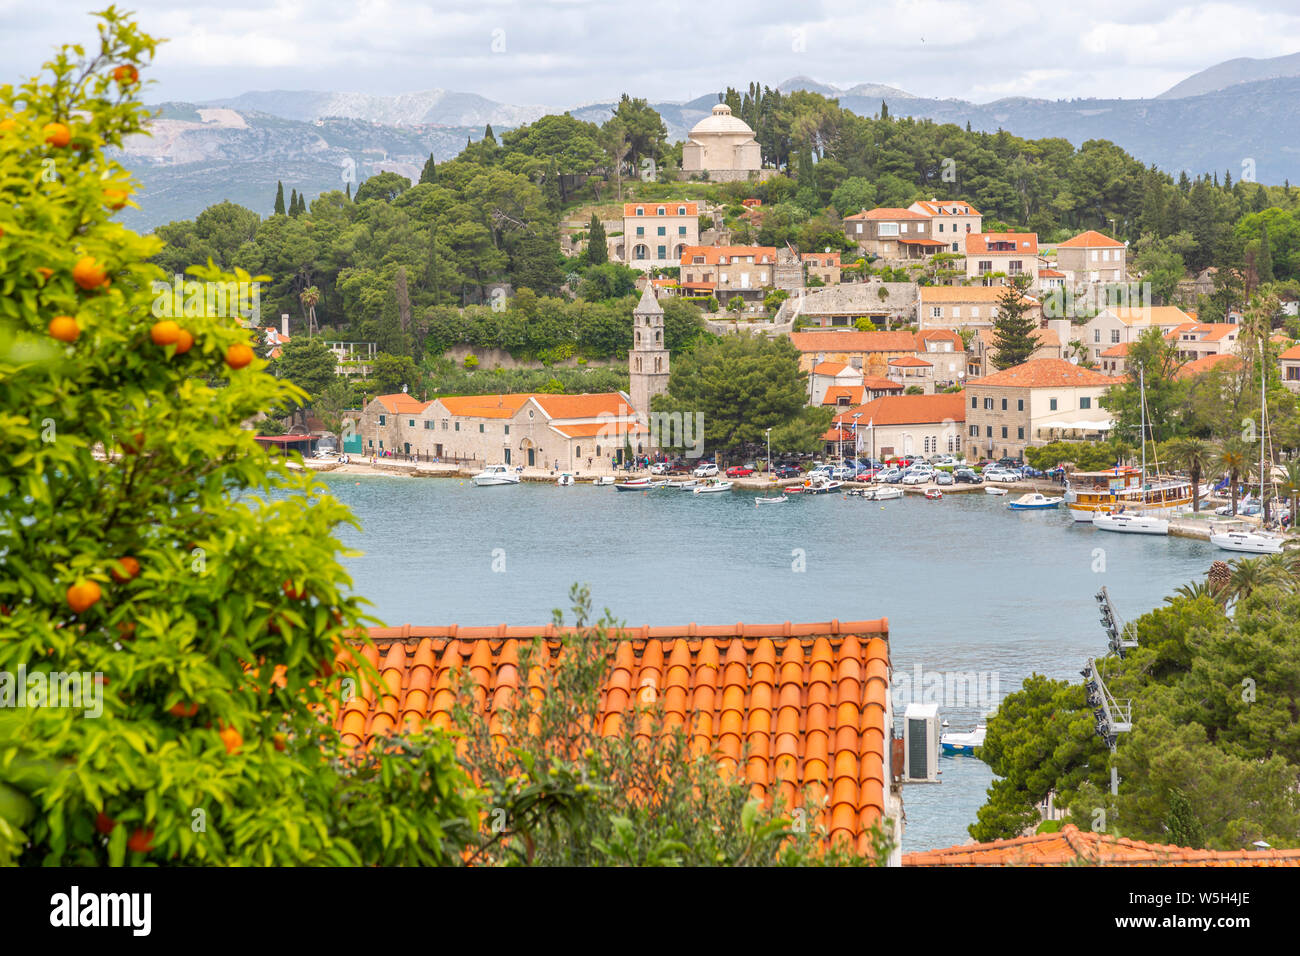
top-left (688, 103), bottom-right (756, 137)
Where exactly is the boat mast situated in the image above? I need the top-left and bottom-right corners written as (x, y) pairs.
top-left (1138, 363), bottom-right (1147, 482)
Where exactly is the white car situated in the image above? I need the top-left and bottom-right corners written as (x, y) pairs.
top-left (649, 462), bottom-right (669, 475)
top-left (985, 469), bottom-right (1019, 483)
top-left (901, 471), bottom-right (930, 485)
top-left (873, 467), bottom-right (902, 483)
top-left (692, 462), bottom-right (718, 477)
top-left (932, 456), bottom-right (958, 467)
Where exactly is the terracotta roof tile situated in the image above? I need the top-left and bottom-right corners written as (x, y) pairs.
top-left (624, 202), bottom-right (699, 217)
top-left (679, 245), bottom-right (776, 265)
top-left (844, 207), bottom-right (927, 221)
top-left (1057, 229), bottom-right (1125, 249)
top-left (909, 199), bottom-right (980, 217)
top-left (340, 622), bottom-right (892, 850)
top-left (919, 285), bottom-right (1031, 303)
top-left (374, 393), bottom-right (432, 415)
top-left (967, 358), bottom-right (1113, 389)
top-left (822, 385), bottom-right (866, 406)
top-left (904, 824), bottom-right (1300, 866)
top-left (964, 232), bottom-right (1038, 255)
top-left (832, 393), bottom-right (966, 427)
top-left (790, 330), bottom-right (919, 353)
top-left (1280, 344), bottom-right (1300, 361)
top-left (1175, 353), bottom-right (1241, 380)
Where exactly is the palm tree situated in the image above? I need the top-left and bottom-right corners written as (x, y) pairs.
top-left (1216, 438), bottom-right (1252, 516)
top-left (1280, 459), bottom-right (1300, 523)
top-left (1166, 437), bottom-right (1214, 513)
top-left (1167, 580), bottom-right (1213, 603)
top-left (1225, 557), bottom-right (1269, 604)
top-left (299, 286), bottom-right (320, 337)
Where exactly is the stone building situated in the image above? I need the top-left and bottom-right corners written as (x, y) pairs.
top-left (629, 285), bottom-right (670, 424)
top-left (774, 244), bottom-right (804, 292)
top-left (681, 104), bottom-right (762, 181)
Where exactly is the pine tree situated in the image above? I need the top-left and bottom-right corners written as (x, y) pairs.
top-left (880, 100), bottom-right (889, 121)
top-left (1223, 169), bottom-right (1232, 190)
top-left (586, 213), bottom-right (608, 265)
top-left (990, 280), bottom-right (1038, 369)
top-left (419, 152), bottom-right (437, 184)
top-left (1163, 788), bottom-right (1205, 849)
top-left (273, 181), bottom-right (286, 215)
top-left (345, 181), bottom-right (351, 201)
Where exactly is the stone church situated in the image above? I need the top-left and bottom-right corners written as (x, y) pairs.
top-left (681, 103), bottom-right (762, 181)
top-left (629, 285), bottom-right (669, 424)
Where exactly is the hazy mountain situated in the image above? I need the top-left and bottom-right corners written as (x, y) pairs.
top-left (1158, 52), bottom-right (1300, 99)
top-left (203, 89), bottom-right (550, 128)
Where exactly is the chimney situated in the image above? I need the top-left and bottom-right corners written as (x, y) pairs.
top-left (281, 313), bottom-right (289, 338)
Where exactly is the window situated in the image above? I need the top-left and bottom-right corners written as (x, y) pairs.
top-left (984, 398), bottom-right (993, 410)
top-left (478, 423), bottom-right (485, 433)
top-left (678, 226), bottom-right (686, 235)
top-left (378, 414), bottom-right (386, 425)
top-left (677, 206), bottom-right (686, 215)
top-left (504, 425), bottom-right (510, 434)
top-left (952, 307), bottom-right (961, 319)
top-left (878, 223), bottom-right (899, 238)
top-left (635, 207), bottom-right (643, 216)
top-left (454, 422), bottom-right (460, 431)
top-left (1008, 261), bottom-right (1023, 274)
top-left (1080, 397), bottom-right (1091, 409)
top-left (1094, 329), bottom-right (1101, 343)
top-left (657, 226), bottom-right (665, 236)
top-left (1001, 398), bottom-right (1007, 410)
top-left (900, 223), bottom-right (908, 233)
top-left (971, 307), bottom-right (980, 319)
top-left (442, 420), bottom-right (448, 430)
top-left (1017, 399), bottom-right (1024, 411)
top-left (636, 226), bottom-right (644, 237)
top-left (1001, 426), bottom-right (1008, 439)
top-left (938, 223), bottom-right (944, 232)
top-left (408, 419), bottom-right (415, 427)
top-left (1049, 398), bottom-right (1058, 411)
top-left (1091, 250), bottom-right (1098, 261)
top-left (969, 425), bottom-right (977, 436)
top-left (576, 446), bottom-right (580, 457)
top-left (1017, 427), bottom-right (1024, 439)
top-left (856, 224), bottom-right (863, 234)
top-left (971, 396), bottom-right (977, 408)
top-left (932, 306), bottom-right (943, 318)
top-left (986, 426), bottom-right (993, 437)
top-left (978, 260), bottom-right (992, 274)
top-left (1111, 329), bottom-right (1122, 344)
top-left (368, 439), bottom-right (373, 448)
top-left (657, 207), bottom-right (665, 215)
top-left (657, 245), bottom-right (666, 259)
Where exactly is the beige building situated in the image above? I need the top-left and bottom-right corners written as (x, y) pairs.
top-left (914, 329), bottom-right (967, 388)
top-left (830, 393), bottom-right (968, 460)
top-left (1166, 322), bottom-right (1241, 361)
top-left (679, 245), bottom-right (776, 309)
top-left (1055, 230), bottom-right (1127, 285)
top-left (918, 285), bottom-right (1041, 330)
top-left (620, 201), bottom-right (700, 270)
top-left (811, 361), bottom-right (903, 408)
top-left (964, 233), bottom-right (1039, 284)
top-left (1081, 305), bottom-right (1194, 363)
top-left (802, 251), bottom-right (841, 285)
top-left (681, 104), bottom-right (762, 180)
top-left (966, 326), bottom-right (1064, 379)
top-left (908, 199), bottom-right (983, 253)
top-left (785, 281), bottom-right (917, 328)
top-left (357, 392), bottom-right (431, 457)
top-left (842, 208), bottom-right (944, 259)
top-left (1281, 344), bottom-right (1300, 393)
top-left (965, 359), bottom-right (1115, 461)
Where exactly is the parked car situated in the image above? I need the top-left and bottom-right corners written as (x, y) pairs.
top-left (857, 466), bottom-right (883, 481)
top-left (930, 455), bottom-right (959, 467)
top-left (649, 462), bottom-right (670, 475)
top-left (1018, 465), bottom-right (1045, 478)
top-left (954, 468), bottom-right (983, 484)
top-left (901, 471), bottom-right (930, 485)
top-left (773, 464), bottom-right (801, 479)
top-left (726, 464), bottom-right (755, 478)
top-left (874, 467), bottom-right (903, 484)
top-left (692, 462), bottom-right (718, 477)
top-left (985, 469), bottom-right (1019, 483)
top-left (997, 457), bottom-right (1022, 469)
top-left (934, 470), bottom-right (955, 486)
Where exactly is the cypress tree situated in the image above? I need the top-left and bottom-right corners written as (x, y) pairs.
top-left (419, 152), bottom-right (437, 184)
top-left (586, 213), bottom-right (608, 265)
top-left (273, 181), bottom-right (286, 215)
top-left (289, 189), bottom-right (299, 216)
top-left (483, 123), bottom-right (496, 146)
top-left (1164, 788), bottom-right (1205, 849)
top-left (345, 181), bottom-right (352, 201)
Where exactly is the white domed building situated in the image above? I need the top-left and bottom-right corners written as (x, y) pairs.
top-left (681, 103), bottom-right (762, 181)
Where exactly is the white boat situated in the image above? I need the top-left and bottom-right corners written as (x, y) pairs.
top-left (801, 475), bottom-right (842, 494)
top-left (985, 486), bottom-right (1008, 496)
top-left (941, 725), bottom-right (986, 755)
top-left (667, 479), bottom-right (700, 490)
top-left (924, 488), bottom-right (943, 500)
top-left (1210, 530), bottom-right (1287, 554)
top-left (755, 494), bottom-right (787, 505)
top-left (471, 464), bottom-right (520, 486)
top-left (592, 476), bottom-right (614, 486)
top-left (1008, 493), bottom-right (1063, 511)
top-left (556, 472), bottom-right (575, 486)
top-left (614, 477), bottom-right (668, 491)
top-left (693, 479), bottom-right (734, 495)
top-left (872, 486), bottom-right (903, 501)
top-left (1091, 510), bottom-right (1169, 535)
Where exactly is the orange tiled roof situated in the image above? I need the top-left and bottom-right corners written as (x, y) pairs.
top-left (549, 421), bottom-right (648, 438)
top-left (375, 393), bottom-right (432, 415)
top-left (435, 394), bottom-right (534, 419)
top-left (1166, 322), bottom-right (1239, 343)
top-left (790, 330), bottom-right (920, 353)
top-left (822, 385), bottom-right (866, 406)
top-left (1175, 353), bottom-right (1241, 380)
top-left (1057, 230), bottom-right (1125, 249)
top-left (625, 201), bottom-right (699, 217)
top-left (1106, 305), bottom-right (1193, 327)
top-left (863, 376), bottom-right (903, 391)
top-left (845, 207), bottom-right (926, 221)
top-left (1100, 342), bottom-right (1131, 357)
top-left (1038, 268), bottom-right (1065, 278)
top-left (919, 285), bottom-right (1025, 303)
top-left (812, 361), bottom-right (851, 376)
top-left (888, 355), bottom-right (931, 367)
top-left (910, 199), bottom-right (980, 217)
top-left (915, 329), bottom-right (965, 349)
top-left (904, 824), bottom-right (1300, 867)
top-left (898, 238), bottom-right (946, 246)
top-left (530, 392), bottom-right (636, 421)
top-left (1280, 344), bottom-right (1300, 361)
top-left (338, 623), bottom-right (893, 852)
top-left (965, 232), bottom-right (1038, 256)
top-left (967, 358), bottom-right (1113, 389)
top-left (680, 245), bottom-right (776, 266)
top-left (832, 392), bottom-right (966, 427)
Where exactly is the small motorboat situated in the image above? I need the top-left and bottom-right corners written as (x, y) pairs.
top-left (592, 476), bottom-right (615, 486)
top-left (941, 725), bottom-right (987, 755)
top-left (801, 475), bottom-right (842, 494)
top-left (667, 478), bottom-right (700, 490)
top-left (755, 494), bottom-right (788, 505)
top-left (1091, 510), bottom-right (1169, 535)
top-left (846, 487), bottom-right (876, 499)
top-left (1008, 493), bottom-right (1063, 510)
top-left (471, 464), bottom-right (521, 486)
top-left (985, 486), bottom-right (1008, 496)
top-left (614, 477), bottom-right (653, 491)
top-left (693, 479), bottom-right (734, 495)
top-left (556, 472), bottom-right (575, 486)
top-left (924, 489), bottom-right (943, 500)
top-left (872, 486), bottom-right (903, 501)
top-left (1210, 530), bottom-right (1287, 554)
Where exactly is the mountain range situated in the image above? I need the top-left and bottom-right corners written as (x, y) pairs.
top-left (116, 54), bottom-right (1300, 231)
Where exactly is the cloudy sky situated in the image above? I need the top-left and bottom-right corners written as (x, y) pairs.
top-left (3, 1), bottom-right (1299, 108)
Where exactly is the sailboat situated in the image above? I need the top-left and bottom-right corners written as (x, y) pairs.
top-left (1212, 337), bottom-right (1289, 555)
top-left (1084, 365), bottom-right (1183, 534)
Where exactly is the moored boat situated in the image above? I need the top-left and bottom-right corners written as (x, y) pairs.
top-left (941, 725), bottom-right (986, 754)
top-left (872, 486), bottom-right (903, 501)
top-left (1210, 530), bottom-right (1287, 554)
top-left (985, 486), bottom-right (1008, 496)
top-left (1065, 467), bottom-right (1192, 522)
top-left (592, 476), bottom-right (614, 486)
top-left (1008, 492), bottom-right (1063, 510)
top-left (801, 474), bottom-right (842, 494)
top-left (614, 477), bottom-right (652, 491)
top-left (924, 488), bottom-right (943, 500)
top-left (471, 464), bottom-right (520, 486)
top-left (693, 479), bottom-right (734, 495)
top-left (556, 472), bottom-right (574, 486)
top-left (1091, 510), bottom-right (1169, 535)
top-left (667, 478), bottom-right (700, 490)
top-left (755, 494), bottom-right (787, 505)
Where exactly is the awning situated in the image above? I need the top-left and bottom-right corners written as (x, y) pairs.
top-left (1037, 419), bottom-right (1114, 431)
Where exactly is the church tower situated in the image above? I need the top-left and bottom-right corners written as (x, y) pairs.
top-left (629, 285), bottom-right (669, 423)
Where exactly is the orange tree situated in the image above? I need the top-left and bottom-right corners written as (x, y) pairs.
top-left (0, 10), bottom-right (479, 865)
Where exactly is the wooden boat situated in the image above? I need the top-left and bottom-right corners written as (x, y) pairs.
top-left (1066, 468), bottom-right (1191, 521)
top-left (755, 494), bottom-right (788, 505)
top-left (1008, 492), bottom-right (1063, 510)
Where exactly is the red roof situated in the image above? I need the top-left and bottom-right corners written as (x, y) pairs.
top-left (888, 355), bottom-right (932, 367)
top-left (965, 232), bottom-right (1038, 256)
top-left (910, 199), bottom-right (981, 217)
top-left (905, 824), bottom-right (1300, 867)
top-left (967, 359), bottom-right (1113, 389)
top-left (1057, 230), bottom-right (1124, 249)
top-left (790, 330), bottom-right (920, 353)
top-left (822, 386), bottom-right (866, 406)
top-left (898, 238), bottom-right (946, 246)
top-left (680, 245), bottom-right (776, 265)
top-left (832, 393), bottom-right (966, 427)
top-left (339, 624), bottom-right (893, 853)
top-left (1280, 344), bottom-right (1300, 361)
top-left (374, 393), bottom-right (432, 415)
top-left (1175, 354), bottom-right (1241, 380)
top-left (624, 202), bottom-right (699, 217)
top-left (844, 207), bottom-right (926, 221)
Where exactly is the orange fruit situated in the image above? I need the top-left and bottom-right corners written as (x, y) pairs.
top-left (110, 556), bottom-right (140, 582)
top-left (224, 343), bottom-right (254, 369)
top-left (94, 812), bottom-right (117, 835)
top-left (120, 432), bottom-right (145, 454)
top-left (168, 701), bottom-right (199, 718)
top-left (48, 315), bottom-right (79, 343)
top-left (174, 328), bottom-right (194, 354)
top-left (72, 256), bottom-right (107, 290)
top-left (36, 266), bottom-right (53, 282)
top-left (126, 828), bottom-right (154, 853)
top-left (112, 65), bottom-right (138, 85)
top-left (0, 118), bottom-right (16, 135)
top-left (150, 320), bottom-right (180, 346)
top-left (66, 580), bottom-right (102, 614)
top-left (281, 580), bottom-right (306, 600)
top-left (103, 188), bottom-right (129, 210)
top-left (42, 122), bottom-right (71, 147)
top-left (272, 733), bottom-right (287, 752)
top-left (218, 724), bottom-right (243, 755)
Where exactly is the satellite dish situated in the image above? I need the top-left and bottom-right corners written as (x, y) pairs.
top-left (1068, 355), bottom-right (1079, 365)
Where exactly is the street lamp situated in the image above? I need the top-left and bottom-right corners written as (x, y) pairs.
top-left (766, 427), bottom-right (772, 479)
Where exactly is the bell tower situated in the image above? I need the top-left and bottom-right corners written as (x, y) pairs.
top-left (629, 285), bottom-right (669, 423)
